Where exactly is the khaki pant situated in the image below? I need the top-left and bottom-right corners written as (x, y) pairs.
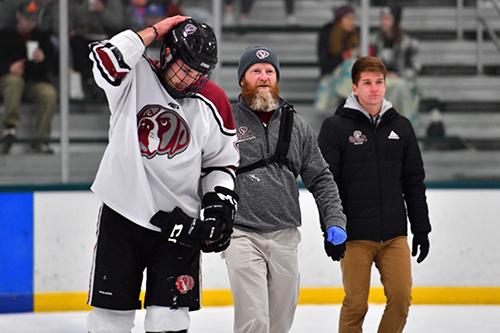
top-left (0, 74), bottom-right (56, 140)
top-left (223, 228), bottom-right (301, 333)
top-left (339, 236), bottom-right (412, 333)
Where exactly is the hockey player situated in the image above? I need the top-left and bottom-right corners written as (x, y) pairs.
top-left (86, 16), bottom-right (239, 333)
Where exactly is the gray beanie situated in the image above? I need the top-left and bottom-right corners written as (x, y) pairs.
top-left (237, 46), bottom-right (280, 85)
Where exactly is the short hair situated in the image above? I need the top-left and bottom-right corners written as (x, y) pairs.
top-left (351, 56), bottom-right (387, 85)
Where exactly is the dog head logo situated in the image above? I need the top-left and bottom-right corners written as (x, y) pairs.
top-left (137, 104), bottom-right (190, 159)
top-left (175, 275), bottom-right (195, 294)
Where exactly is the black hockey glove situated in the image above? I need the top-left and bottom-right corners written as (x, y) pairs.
top-left (200, 186), bottom-right (239, 253)
top-left (150, 207), bottom-right (220, 248)
top-left (324, 239), bottom-right (346, 261)
top-left (412, 232), bottom-right (430, 263)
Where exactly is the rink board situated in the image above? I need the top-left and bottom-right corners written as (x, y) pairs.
top-left (1, 187), bottom-right (500, 313)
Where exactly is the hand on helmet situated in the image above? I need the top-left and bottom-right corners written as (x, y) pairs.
top-left (138, 15), bottom-right (189, 46)
top-left (153, 15), bottom-right (190, 39)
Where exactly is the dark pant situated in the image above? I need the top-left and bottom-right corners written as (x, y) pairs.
top-left (88, 205), bottom-right (201, 311)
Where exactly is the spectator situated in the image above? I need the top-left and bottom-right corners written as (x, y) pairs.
top-left (223, 45), bottom-right (346, 333)
top-left (1, 0), bottom-right (57, 154)
top-left (318, 56), bottom-right (431, 333)
top-left (69, 0), bottom-right (125, 100)
top-left (224, 0), bottom-right (296, 25)
top-left (315, 4), bottom-right (358, 112)
top-left (371, 4), bottom-right (420, 121)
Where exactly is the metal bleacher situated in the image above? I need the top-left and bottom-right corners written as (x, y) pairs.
top-left (0, 0), bottom-right (499, 185)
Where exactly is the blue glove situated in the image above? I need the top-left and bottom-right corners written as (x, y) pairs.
top-left (326, 226), bottom-right (347, 245)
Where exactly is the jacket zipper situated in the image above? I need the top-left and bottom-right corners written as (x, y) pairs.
top-left (263, 122), bottom-right (270, 154)
top-left (372, 122), bottom-right (384, 242)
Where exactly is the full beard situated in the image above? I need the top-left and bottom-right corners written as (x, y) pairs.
top-left (241, 83), bottom-right (280, 112)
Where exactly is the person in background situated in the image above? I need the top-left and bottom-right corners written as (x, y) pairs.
top-left (315, 4), bottom-right (359, 112)
top-left (371, 4), bottom-right (420, 122)
top-left (318, 56), bottom-right (431, 333)
top-left (223, 45), bottom-right (346, 333)
top-left (0, 0), bottom-right (57, 154)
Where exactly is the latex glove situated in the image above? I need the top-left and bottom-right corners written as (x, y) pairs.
top-left (326, 225), bottom-right (347, 245)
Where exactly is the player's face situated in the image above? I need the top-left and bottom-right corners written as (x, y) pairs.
top-left (164, 59), bottom-right (206, 93)
top-left (352, 71), bottom-right (386, 111)
top-left (241, 63), bottom-right (277, 91)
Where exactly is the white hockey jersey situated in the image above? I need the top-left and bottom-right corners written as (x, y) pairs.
top-left (89, 30), bottom-right (239, 231)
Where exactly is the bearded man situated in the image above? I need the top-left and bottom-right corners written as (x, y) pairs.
top-left (223, 46), bottom-right (347, 333)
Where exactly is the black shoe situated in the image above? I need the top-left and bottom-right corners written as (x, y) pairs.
top-left (2, 128), bottom-right (16, 155)
top-left (31, 142), bottom-right (54, 154)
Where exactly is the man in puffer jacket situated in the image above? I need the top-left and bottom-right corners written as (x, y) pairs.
top-left (318, 56), bottom-right (431, 333)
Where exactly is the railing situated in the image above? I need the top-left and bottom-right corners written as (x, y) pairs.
top-left (476, 0), bottom-right (500, 73)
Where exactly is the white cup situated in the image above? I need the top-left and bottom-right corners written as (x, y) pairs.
top-left (26, 40), bottom-right (39, 61)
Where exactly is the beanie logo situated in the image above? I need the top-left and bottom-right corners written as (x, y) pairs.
top-left (255, 50), bottom-right (270, 60)
top-left (183, 23), bottom-right (198, 37)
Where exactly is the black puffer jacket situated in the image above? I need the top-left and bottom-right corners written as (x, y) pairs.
top-left (318, 97), bottom-right (431, 242)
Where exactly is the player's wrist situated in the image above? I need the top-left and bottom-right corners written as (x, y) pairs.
top-left (151, 25), bottom-right (159, 40)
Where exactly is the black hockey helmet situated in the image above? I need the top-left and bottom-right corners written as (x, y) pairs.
top-left (160, 18), bottom-right (218, 74)
top-left (159, 19), bottom-right (218, 97)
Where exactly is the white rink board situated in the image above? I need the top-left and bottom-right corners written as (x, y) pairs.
top-left (33, 189), bottom-right (500, 293)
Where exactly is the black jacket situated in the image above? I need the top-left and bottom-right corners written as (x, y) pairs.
top-left (318, 101), bottom-right (431, 242)
top-left (0, 28), bottom-right (57, 82)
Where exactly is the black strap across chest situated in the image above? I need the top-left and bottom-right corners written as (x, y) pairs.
top-left (236, 103), bottom-right (296, 176)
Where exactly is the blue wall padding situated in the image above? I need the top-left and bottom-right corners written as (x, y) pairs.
top-left (0, 193), bottom-right (33, 313)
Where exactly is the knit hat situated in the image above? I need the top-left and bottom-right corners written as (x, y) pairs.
top-left (237, 46), bottom-right (280, 84)
top-left (333, 4), bottom-right (355, 21)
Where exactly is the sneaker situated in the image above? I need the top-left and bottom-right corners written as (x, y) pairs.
top-left (2, 128), bottom-right (16, 155)
top-left (31, 142), bottom-right (54, 154)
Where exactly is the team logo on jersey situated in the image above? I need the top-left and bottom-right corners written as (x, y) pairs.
top-left (256, 49), bottom-right (270, 59)
top-left (137, 104), bottom-right (190, 159)
top-left (348, 130), bottom-right (368, 145)
top-left (175, 275), bottom-right (195, 294)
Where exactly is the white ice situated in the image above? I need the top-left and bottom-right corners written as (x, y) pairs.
top-left (1, 305), bottom-right (500, 332)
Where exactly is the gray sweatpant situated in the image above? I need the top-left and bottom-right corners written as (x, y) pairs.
top-left (223, 228), bottom-right (301, 333)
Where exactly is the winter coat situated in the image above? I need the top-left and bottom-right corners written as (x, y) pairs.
top-left (233, 98), bottom-right (346, 233)
top-left (318, 95), bottom-right (431, 241)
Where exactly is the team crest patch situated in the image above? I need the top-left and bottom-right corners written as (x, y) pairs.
top-left (183, 23), bottom-right (197, 37)
top-left (256, 49), bottom-right (270, 59)
top-left (349, 130), bottom-right (368, 145)
top-left (137, 104), bottom-right (190, 159)
top-left (236, 126), bottom-right (256, 143)
top-left (175, 275), bottom-right (195, 294)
